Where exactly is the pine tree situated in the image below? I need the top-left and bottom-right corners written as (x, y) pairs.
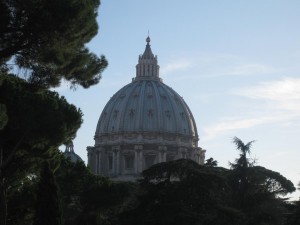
top-left (0, 0), bottom-right (108, 89)
top-left (33, 162), bottom-right (62, 225)
top-left (230, 137), bottom-right (295, 225)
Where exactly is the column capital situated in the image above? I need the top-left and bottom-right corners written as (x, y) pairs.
top-left (179, 147), bottom-right (187, 153)
top-left (112, 145), bottom-right (121, 151)
top-left (158, 145), bottom-right (167, 151)
top-left (134, 145), bottom-right (143, 150)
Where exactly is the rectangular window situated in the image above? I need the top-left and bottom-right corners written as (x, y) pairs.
top-left (108, 155), bottom-right (113, 170)
top-left (145, 155), bottom-right (156, 169)
top-left (124, 155), bottom-right (134, 170)
top-left (166, 154), bottom-right (175, 162)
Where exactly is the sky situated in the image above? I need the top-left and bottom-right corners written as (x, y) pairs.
top-left (56, 0), bottom-right (300, 198)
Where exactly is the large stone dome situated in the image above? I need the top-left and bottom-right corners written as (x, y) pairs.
top-left (87, 36), bottom-right (205, 180)
top-left (95, 80), bottom-right (198, 140)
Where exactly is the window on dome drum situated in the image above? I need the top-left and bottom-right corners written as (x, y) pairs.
top-left (166, 154), bottom-right (175, 162)
top-left (108, 155), bottom-right (113, 170)
top-left (145, 155), bottom-right (156, 169)
top-left (124, 154), bottom-right (134, 170)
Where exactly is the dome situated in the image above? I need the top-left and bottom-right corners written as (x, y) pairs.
top-left (63, 142), bottom-right (83, 163)
top-left (87, 36), bottom-right (205, 180)
top-left (95, 80), bottom-right (198, 139)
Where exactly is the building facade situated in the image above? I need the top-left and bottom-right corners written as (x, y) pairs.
top-left (87, 36), bottom-right (205, 180)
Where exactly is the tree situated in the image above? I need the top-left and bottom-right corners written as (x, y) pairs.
top-left (55, 154), bottom-right (97, 225)
top-left (230, 137), bottom-right (296, 225)
top-left (0, 73), bottom-right (82, 225)
top-left (205, 157), bottom-right (218, 167)
top-left (6, 175), bottom-right (37, 225)
top-left (0, 104), bottom-right (7, 130)
top-left (0, 0), bottom-right (108, 88)
top-left (33, 161), bottom-right (62, 225)
top-left (120, 159), bottom-right (244, 225)
top-left (76, 178), bottom-right (133, 225)
top-left (53, 153), bottom-right (133, 225)
top-left (286, 182), bottom-right (300, 225)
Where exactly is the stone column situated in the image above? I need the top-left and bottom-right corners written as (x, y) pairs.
top-left (158, 146), bottom-right (167, 162)
top-left (158, 151), bottom-right (162, 163)
top-left (116, 150), bottom-right (120, 174)
top-left (163, 148), bottom-right (167, 162)
top-left (87, 146), bottom-right (93, 168)
top-left (99, 151), bottom-right (102, 174)
top-left (134, 145), bottom-right (143, 173)
top-left (112, 146), bottom-right (121, 174)
top-left (139, 150), bottom-right (143, 172)
top-left (112, 150), bottom-right (116, 174)
top-left (179, 147), bottom-right (187, 159)
top-left (96, 151), bottom-right (99, 175)
top-left (199, 148), bottom-right (206, 165)
top-left (134, 150), bottom-right (138, 174)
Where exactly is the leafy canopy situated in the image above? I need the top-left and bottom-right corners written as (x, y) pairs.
top-left (0, 0), bottom-right (107, 88)
top-left (0, 73), bottom-right (83, 182)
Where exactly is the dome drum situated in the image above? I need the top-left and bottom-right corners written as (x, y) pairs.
top-left (88, 144), bottom-right (204, 180)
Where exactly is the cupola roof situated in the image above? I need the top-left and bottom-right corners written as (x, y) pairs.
top-left (95, 36), bottom-right (199, 142)
top-left (63, 141), bottom-right (83, 163)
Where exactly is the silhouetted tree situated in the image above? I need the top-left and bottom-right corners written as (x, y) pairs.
top-left (75, 177), bottom-right (133, 225)
top-left (205, 157), bottom-right (218, 167)
top-left (0, 0), bottom-right (107, 88)
top-left (120, 159), bottom-right (244, 225)
top-left (0, 74), bottom-right (82, 225)
top-left (286, 182), bottom-right (300, 225)
top-left (230, 137), bottom-right (295, 225)
top-left (33, 161), bottom-right (62, 225)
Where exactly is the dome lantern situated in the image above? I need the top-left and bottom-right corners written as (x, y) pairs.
top-left (63, 141), bottom-right (83, 163)
top-left (135, 35), bottom-right (161, 81)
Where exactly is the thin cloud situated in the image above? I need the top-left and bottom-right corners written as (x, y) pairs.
top-left (236, 77), bottom-right (300, 101)
top-left (161, 53), bottom-right (280, 79)
top-left (202, 77), bottom-right (300, 141)
top-left (202, 116), bottom-right (278, 141)
top-left (235, 77), bottom-right (300, 113)
top-left (226, 63), bottom-right (279, 76)
top-left (160, 59), bottom-right (192, 75)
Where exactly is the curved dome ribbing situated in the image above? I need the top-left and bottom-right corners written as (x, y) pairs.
top-left (95, 80), bottom-right (198, 138)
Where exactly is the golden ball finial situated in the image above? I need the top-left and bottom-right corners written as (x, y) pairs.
top-left (146, 36), bottom-right (150, 44)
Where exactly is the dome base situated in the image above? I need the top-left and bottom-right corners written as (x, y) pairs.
top-left (87, 143), bottom-right (205, 180)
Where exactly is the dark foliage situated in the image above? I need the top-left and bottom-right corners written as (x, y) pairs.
top-left (33, 161), bottom-right (62, 225)
top-left (120, 159), bottom-right (244, 225)
top-left (0, 73), bottom-right (82, 180)
top-left (0, 73), bottom-right (82, 225)
top-left (229, 137), bottom-right (295, 225)
top-left (0, 0), bottom-right (108, 88)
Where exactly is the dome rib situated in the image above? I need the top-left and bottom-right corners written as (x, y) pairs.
top-left (151, 81), bottom-right (162, 131)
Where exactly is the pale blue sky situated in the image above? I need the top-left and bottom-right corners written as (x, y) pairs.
top-left (57, 0), bottom-right (300, 198)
